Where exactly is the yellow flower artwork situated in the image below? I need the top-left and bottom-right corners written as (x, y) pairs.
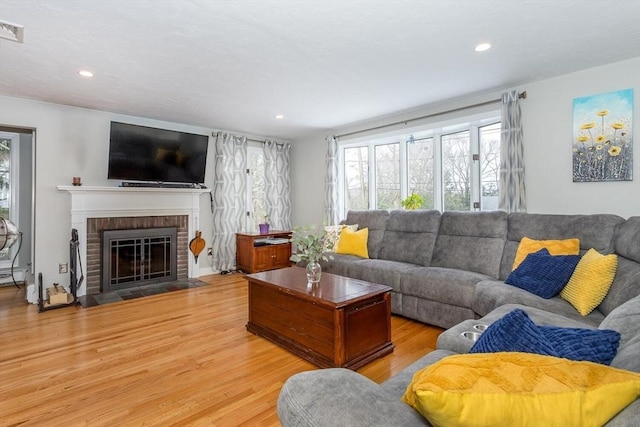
top-left (573, 89), bottom-right (633, 182)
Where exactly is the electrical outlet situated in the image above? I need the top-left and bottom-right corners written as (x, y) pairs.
top-left (59, 262), bottom-right (68, 274)
top-left (207, 247), bottom-right (213, 256)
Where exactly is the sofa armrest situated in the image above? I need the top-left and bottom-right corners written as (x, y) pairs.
top-left (277, 368), bottom-right (427, 427)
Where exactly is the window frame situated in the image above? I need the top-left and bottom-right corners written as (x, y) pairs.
top-left (337, 112), bottom-right (501, 218)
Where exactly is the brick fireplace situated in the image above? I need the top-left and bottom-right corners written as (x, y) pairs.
top-left (86, 215), bottom-right (188, 295)
top-left (58, 185), bottom-right (210, 297)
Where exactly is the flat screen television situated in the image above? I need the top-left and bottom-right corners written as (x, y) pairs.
top-left (108, 122), bottom-right (209, 185)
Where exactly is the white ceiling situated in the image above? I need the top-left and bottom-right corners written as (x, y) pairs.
top-left (1, 0), bottom-right (639, 140)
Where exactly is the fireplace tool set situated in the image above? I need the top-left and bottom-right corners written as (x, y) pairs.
top-left (38, 229), bottom-right (82, 312)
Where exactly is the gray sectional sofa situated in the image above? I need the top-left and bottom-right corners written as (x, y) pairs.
top-left (322, 210), bottom-right (638, 329)
top-left (278, 210), bottom-right (640, 426)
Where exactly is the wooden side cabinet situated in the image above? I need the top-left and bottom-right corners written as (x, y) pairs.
top-left (236, 231), bottom-right (292, 273)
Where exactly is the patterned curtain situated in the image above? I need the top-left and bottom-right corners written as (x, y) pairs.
top-left (211, 132), bottom-right (247, 272)
top-left (324, 135), bottom-right (339, 225)
top-left (264, 140), bottom-right (292, 230)
top-left (498, 90), bottom-right (527, 213)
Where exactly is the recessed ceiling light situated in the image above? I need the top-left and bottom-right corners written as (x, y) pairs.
top-left (78, 70), bottom-right (94, 78)
top-left (275, 114), bottom-right (284, 119)
top-left (475, 43), bottom-right (491, 52)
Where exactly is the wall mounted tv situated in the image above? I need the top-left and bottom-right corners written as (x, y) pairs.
top-left (108, 122), bottom-right (209, 185)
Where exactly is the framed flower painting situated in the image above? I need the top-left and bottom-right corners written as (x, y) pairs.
top-left (572, 89), bottom-right (633, 182)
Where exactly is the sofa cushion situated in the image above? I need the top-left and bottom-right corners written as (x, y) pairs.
top-left (431, 211), bottom-right (508, 278)
top-left (600, 217), bottom-right (640, 316)
top-left (320, 253), bottom-right (362, 277)
top-left (500, 213), bottom-right (625, 280)
top-left (600, 295), bottom-right (640, 373)
top-left (343, 210), bottom-right (389, 259)
top-left (512, 237), bottom-right (580, 270)
top-left (561, 248), bottom-right (618, 315)
top-left (346, 259), bottom-right (419, 293)
top-left (401, 267), bottom-right (491, 309)
top-left (599, 295), bottom-right (640, 347)
top-left (599, 256), bottom-right (640, 316)
top-left (377, 210), bottom-right (440, 266)
top-left (613, 216), bottom-right (640, 263)
top-left (505, 248), bottom-right (580, 298)
top-left (472, 280), bottom-right (605, 326)
top-left (402, 352), bottom-right (640, 427)
top-left (335, 227), bottom-right (369, 258)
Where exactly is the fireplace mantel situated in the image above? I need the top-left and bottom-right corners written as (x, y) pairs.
top-left (57, 185), bottom-right (211, 296)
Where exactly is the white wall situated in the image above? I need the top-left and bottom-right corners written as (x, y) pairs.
top-left (0, 96), bottom-right (217, 299)
top-left (291, 57), bottom-right (640, 226)
top-left (522, 58), bottom-right (639, 216)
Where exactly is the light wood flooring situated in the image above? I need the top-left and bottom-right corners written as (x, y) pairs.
top-left (0, 273), bottom-right (442, 426)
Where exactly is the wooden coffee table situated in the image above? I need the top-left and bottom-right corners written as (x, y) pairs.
top-left (245, 267), bottom-right (394, 370)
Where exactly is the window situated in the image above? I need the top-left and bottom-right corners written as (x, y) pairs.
top-left (407, 137), bottom-right (434, 209)
top-left (338, 116), bottom-right (500, 217)
top-left (344, 146), bottom-right (369, 211)
top-left (479, 123), bottom-right (501, 211)
top-left (442, 130), bottom-right (471, 211)
top-left (375, 143), bottom-right (400, 209)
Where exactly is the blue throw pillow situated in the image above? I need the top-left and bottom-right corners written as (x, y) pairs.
top-left (540, 326), bottom-right (620, 365)
top-left (469, 309), bottom-right (559, 356)
top-left (505, 248), bottom-right (580, 298)
top-left (470, 309), bottom-right (621, 365)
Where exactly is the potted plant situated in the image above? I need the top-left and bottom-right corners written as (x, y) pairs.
top-left (290, 225), bottom-right (338, 283)
top-left (258, 214), bottom-right (270, 234)
top-left (400, 192), bottom-right (424, 210)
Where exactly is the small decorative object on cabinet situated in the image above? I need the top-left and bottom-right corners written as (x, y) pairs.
top-left (258, 215), bottom-right (270, 235)
top-left (236, 230), bottom-right (292, 273)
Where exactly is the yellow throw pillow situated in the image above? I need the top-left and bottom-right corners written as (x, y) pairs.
top-left (324, 224), bottom-right (358, 252)
top-left (560, 248), bottom-right (618, 315)
top-left (512, 237), bottom-right (580, 270)
top-left (335, 227), bottom-right (369, 258)
top-left (402, 352), bottom-right (640, 427)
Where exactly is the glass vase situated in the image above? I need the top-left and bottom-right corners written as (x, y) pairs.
top-left (306, 261), bottom-right (322, 284)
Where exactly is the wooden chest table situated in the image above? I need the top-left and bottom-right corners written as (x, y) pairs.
top-left (245, 267), bottom-right (394, 370)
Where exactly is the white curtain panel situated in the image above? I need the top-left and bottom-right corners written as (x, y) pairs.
top-left (324, 135), bottom-right (339, 225)
top-left (498, 90), bottom-right (527, 213)
top-left (264, 140), bottom-right (292, 231)
top-left (211, 132), bottom-right (247, 272)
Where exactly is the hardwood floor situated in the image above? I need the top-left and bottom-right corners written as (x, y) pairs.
top-left (0, 273), bottom-right (442, 426)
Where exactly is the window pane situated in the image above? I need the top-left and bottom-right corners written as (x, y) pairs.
top-left (407, 137), bottom-right (434, 209)
top-left (375, 143), bottom-right (400, 209)
top-left (344, 146), bottom-right (369, 211)
top-left (479, 123), bottom-right (501, 211)
top-left (0, 137), bottom-right (10, 261)
top-left (442, 131), bottom-right (471, 211)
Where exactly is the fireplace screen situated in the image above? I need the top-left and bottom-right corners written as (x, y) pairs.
top-left (102, 227), bottom-right (177, 292)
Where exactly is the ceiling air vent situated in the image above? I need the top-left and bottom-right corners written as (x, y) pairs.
top-left (0, 20), bottom-right (24, 43)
